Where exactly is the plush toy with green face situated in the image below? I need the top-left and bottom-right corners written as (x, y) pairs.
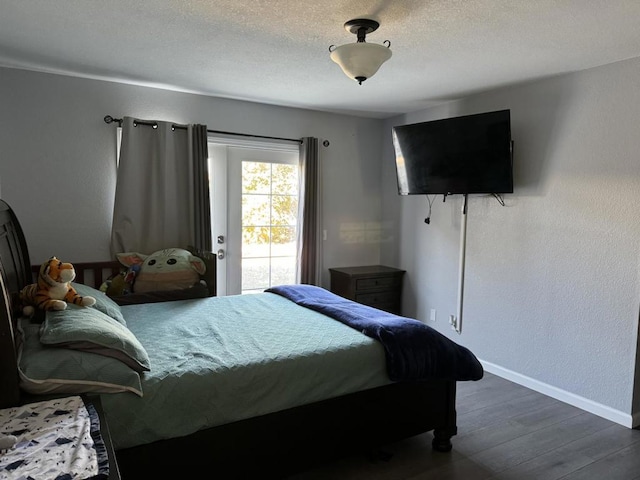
top-left (116, 248), bottom-right (206, 293)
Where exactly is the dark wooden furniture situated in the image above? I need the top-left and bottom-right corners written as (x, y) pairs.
top-left (0, 199), bottom-right (459, 478)
top-left (29, 244), bottom-right (217, 303)
top-left (329, 265), bottom-right (406, 315)
top-left (87, 395), bottom-right (121, 480)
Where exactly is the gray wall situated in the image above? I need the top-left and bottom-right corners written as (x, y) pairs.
top-left (381, 57), bottom-right (640, 421)
top-left (2, 59), bottom-right (639, 425)
top-left (0, 67), bottom-right (385, 288)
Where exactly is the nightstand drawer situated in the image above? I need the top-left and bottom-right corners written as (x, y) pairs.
top-left (366, 302), bottom-right (398, 313)
top-left (356, 291), bottom-right (398, 305)
top-left (329, 265), bottom-right (406, 315)
top-left (356, 276), bottom-right (401, 291)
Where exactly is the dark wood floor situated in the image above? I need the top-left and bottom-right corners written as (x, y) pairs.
top-left (286, 372), bottom-right (640, 480)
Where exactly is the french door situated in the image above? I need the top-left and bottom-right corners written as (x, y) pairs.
top-left (208, 140), bottom-right (299, 295)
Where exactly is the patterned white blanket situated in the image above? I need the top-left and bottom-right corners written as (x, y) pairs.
top-left (0, 396), bottom-right (107, 479)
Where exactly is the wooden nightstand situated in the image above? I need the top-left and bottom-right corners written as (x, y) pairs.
top-left (329, 265), bottom-right (406, 315)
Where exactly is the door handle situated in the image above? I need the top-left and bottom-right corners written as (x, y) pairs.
top-left (217, 249), bottom-right (225, 260)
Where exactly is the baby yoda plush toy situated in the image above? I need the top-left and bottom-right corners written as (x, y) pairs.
top-left (19, 256), bottom-right (96, 317)
top-left (116, 248), bottom-right (206, 293)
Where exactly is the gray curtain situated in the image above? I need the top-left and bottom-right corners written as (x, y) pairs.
top-left (191, 124), bottom-right (212, 251)
top-left (110, 117), bottom-right (211, 255)
top-left (296, 137), bottom-right (321, 285)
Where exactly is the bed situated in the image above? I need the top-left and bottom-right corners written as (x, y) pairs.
top-left (0, 198), bottom-right (484, 478)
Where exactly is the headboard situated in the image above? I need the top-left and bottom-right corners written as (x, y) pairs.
top-left (0, 199), bottom-right (218, 407)
top-left (0, 199), bottom-right (31, 408)
top-left (30, 261), bottom-right (122, 290)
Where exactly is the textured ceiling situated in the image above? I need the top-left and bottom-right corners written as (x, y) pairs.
top-left (2, 1), bottom-right (640, 118)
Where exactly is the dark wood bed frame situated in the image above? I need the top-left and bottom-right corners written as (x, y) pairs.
top-left (0, 199), bottom-right (458, 478)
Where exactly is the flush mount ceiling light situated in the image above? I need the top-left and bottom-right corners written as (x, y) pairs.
top-left (329, 18), bottom-right (392, 85)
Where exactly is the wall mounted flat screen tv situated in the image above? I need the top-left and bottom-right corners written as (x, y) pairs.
top-left (392, 109), bottom-right (513, 195)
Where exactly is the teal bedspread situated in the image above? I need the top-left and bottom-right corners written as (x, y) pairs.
top-left (100, 292), bottom-right (391, 450)
top-left (267, 285), bottom-right (484, 382)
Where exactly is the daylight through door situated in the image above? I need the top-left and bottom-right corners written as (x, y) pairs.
top-left (208, 141), bottom-right (299, 295)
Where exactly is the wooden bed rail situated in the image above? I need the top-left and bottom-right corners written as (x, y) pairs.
top-left (31, 261), bottom-right (122, 290)
top-left (30, 251), bottom-right (217, 297)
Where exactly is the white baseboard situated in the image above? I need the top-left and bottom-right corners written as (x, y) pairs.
top-left (480, 359), bottom-right (637, 429)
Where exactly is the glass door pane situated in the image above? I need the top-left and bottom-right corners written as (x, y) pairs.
top-left (241, 160), bottom-right (298, 294)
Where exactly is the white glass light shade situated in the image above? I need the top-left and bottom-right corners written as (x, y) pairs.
top-left (330, 42), bottom-right (392, 84)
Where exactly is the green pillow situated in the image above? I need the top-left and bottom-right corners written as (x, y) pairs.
top-left (17, 318), bottom-right (143, 397)
top-left (41, 305), bottom-right (150, 373)
top-left (72, 282), bottom-right (127, 325)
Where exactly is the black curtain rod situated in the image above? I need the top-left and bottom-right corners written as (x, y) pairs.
top-left (104, 115), bottom-right (302, 144)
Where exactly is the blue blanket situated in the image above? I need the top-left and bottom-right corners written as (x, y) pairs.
top-left (266, 285), bottom-right (484, 382)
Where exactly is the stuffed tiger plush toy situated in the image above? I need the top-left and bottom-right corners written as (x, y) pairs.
top-left (20, 256), bottom-right (96, 317)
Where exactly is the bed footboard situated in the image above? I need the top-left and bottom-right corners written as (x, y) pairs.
top-left (115, 380), bottom-right (457, 478)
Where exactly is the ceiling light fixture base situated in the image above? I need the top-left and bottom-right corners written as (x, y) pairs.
top-left (344, 19), bottom-right (380, 41)
top-left (329, 18), bottom-right (392, 85)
